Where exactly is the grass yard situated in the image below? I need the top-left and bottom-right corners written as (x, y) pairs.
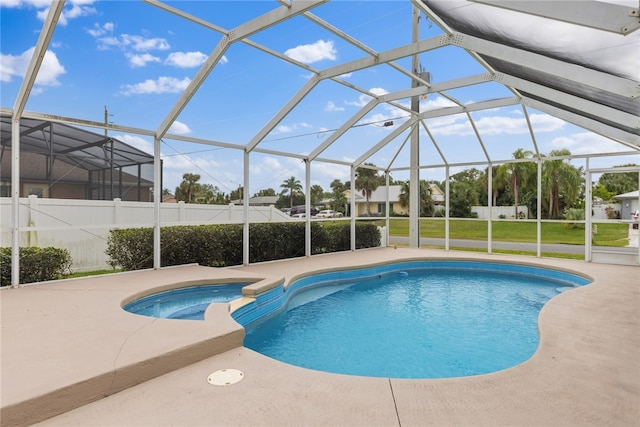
top-left (376, 218), bottom-right (630, 247)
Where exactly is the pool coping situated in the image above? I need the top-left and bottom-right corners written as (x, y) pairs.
top-left (1, 247), bottom-right (639, 426)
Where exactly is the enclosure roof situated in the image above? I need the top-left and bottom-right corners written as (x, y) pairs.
top-left (0, 114), bottom-right (154, 171)
top-left (423, 0), bottom-right (640, 140)
top-left (4, 0), bottom-right (640, 180)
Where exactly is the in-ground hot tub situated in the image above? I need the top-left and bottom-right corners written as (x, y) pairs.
top-left (124, 283), bottom-right (249, 320)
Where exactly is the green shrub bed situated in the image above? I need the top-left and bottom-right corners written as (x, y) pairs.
top-left (106, 222), bottom-right (380, 271)
top-left (0, 247), bottom-right (72, 286)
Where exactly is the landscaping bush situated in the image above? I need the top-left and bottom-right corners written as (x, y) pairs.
top-left (563, 208), bottom-right (585, 229)
top-left (0, 247), bottom-right (72, 286)
top-left (107, 222), bottom-right (381, 271)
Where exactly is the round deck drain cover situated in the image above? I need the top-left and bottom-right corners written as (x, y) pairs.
top-left (207, 369), bottom-right (244, 386)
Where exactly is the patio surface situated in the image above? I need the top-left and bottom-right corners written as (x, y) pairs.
top-left (1, 247), bottom-right (639, 426)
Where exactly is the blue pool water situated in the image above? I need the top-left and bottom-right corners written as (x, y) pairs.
top-left (243, 262), bottom-right (590, 379)
top-left (124, 283), bottom-right (247, 320)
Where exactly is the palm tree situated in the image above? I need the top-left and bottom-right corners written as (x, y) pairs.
top-left (355, 164), bottom-right (383, 215)
top-left (481, 165), bottom-right (506, 207)
top-left (542, 149), bottom-right (582, 218)
top-left (398, 180), bottom-right (433, 216)
top-left (280, 176), bottom-right (302, 209)
top-left (175, 173), bottom-right (202, 203)
top-left (310, 184), bottom-right (324, 205)
top-left (498, 149), bottom-right (535, 217)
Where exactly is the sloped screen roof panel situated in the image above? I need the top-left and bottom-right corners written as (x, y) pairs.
top-left (0, 114), bottom-right (154, 171)
top-left (424, 0), bottom-right (640, 138)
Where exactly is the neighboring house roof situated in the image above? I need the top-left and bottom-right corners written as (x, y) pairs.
top-left (367, 186), bottom-right (403, 203)
top-left (615, 191), bottom-right (640, 200)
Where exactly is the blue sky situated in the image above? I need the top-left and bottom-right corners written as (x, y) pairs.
top-left (2, 0), bottom-right (638, 196)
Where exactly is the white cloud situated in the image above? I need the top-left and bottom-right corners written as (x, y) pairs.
top-left (114, 134), bottom-right (153, 154)
top-left (325, 101), bottom-right (345, 112)
top-left (285, 40), bottom-right (337, 64)
top-left (0, 47), bottom-right (65, 87)
top-left (528, 113), bottom-right (566, 132)
top-left (127, 53), bottom-right (161, 68)
top-left (250, 156), bottom-right (283, 177)
top-left (168, 120), bottom-right (191, 135)
top-left (165, 51), bottom-right (208, 68)
top-left (311, 161), bottom-right (352, 188)
top-left (86, 22), bottom-right (113, 37)
top-left (420, 96), bottom-right (458, 111)
top-left (21, 1), bottom-right (97, 26)
top-left (429, 112), bottom-right (565, 136)
top-left (1, 0), bottom-right (52, 7)
top-left (93, 33), bottom-right (170, 52)
top-left (120, 76), bottom-right (191, 95)
top-left (123, 34), bottom-right (170, 51)
top-left (346, 87), bottom-right (389, 107)
top-left (276, 125), bottom-right (293, 133)
top-left (274, 122), bottom-right (311, 134)
top-left (550, 132), bottom-right (628, 155)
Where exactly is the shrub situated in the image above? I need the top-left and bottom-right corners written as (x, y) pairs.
top-left (563, 208), bottom-right (585, 229)
top-left (107, 222), bottom-right (381, 271)
top-left (0, 247), bottom-right (72, 286)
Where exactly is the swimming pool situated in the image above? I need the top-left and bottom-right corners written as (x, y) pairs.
top-left (124, 283), bottom-right (248, 320)
top-left (240, 260), bottom-right (591, 379)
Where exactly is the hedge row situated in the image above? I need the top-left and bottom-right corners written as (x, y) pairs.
top-left (106, 221), bottom-right (381, 271)
top-left (0, 247), bottom-right (72, 286)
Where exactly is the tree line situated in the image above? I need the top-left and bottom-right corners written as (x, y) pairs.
top-left (167, 150), bottom-right (638, 220)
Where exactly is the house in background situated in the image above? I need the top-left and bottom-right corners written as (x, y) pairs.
top-left (0, 114), bottom-right (156, 201)
top-left (346, 184), bottom-right (445, 217)
top-left (615, 190), bottom-right (640, 220)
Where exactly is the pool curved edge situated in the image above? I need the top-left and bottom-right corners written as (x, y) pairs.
top-left (229, 258), bottom-right (593, 333)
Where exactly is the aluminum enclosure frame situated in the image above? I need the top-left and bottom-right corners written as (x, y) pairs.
top-left (5, 0), bottom-right (640, 286)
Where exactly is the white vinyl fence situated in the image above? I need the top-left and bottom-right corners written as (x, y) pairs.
top-left (0, 197), bottom-right (291, 272)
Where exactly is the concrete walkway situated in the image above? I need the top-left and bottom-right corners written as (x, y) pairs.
top-left (1, 248), bottom-right (639, 426)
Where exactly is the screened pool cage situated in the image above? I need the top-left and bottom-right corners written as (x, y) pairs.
top-left (0, 114), bottom-right (156, 201)
top-left (3, 0), bottom-right (639, 286)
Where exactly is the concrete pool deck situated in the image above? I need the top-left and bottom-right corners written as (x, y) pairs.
top-left (1, 248), bottom-right (639, 426)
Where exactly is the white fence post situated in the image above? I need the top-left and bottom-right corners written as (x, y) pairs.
top-left (113, 198), bottom-right (121, 226)
top-left (178, 201), bottom-right (185, 223)
top-left (28, 195), bottom-right (38, 246)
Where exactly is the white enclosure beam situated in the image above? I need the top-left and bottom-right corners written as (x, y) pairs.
top-left (246, 76), bottom-right (320, 153)
top-left (455, 33), bottom-right (640, 99)
top-left (350, 167), bottom-right (356, 250)
top-left (421, 122), bottom-right (448, 166)
top-left (243, 151), bottom-right (250, 265)
top-left (354, 97), bottom-right (519, 166)
top-left (156, 0), bottom-right (327, 140)
top-left (421, 97), bottom-right (520, 120)
top-left (13, 1), bottom-right (65, 116)
top-left (318, 34), bottom-right (450, 81)
top-left (308, 99), bottom-right (378, 160)
top-left (11, 1), bottom-right (65, 287)
top-left (469, 0), bottom-right (640, 35)
top-left (354, 118), bottom-right (416, 166)
top-left (153, 137), bottom-right (162, 269)
top-left (523, 98), bottom-right (640, 149)
top-left (497, 73), bottom-right (640, 129)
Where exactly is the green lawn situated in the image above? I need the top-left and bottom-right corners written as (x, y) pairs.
top-left (375, 218), bottom-right (630, 247)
